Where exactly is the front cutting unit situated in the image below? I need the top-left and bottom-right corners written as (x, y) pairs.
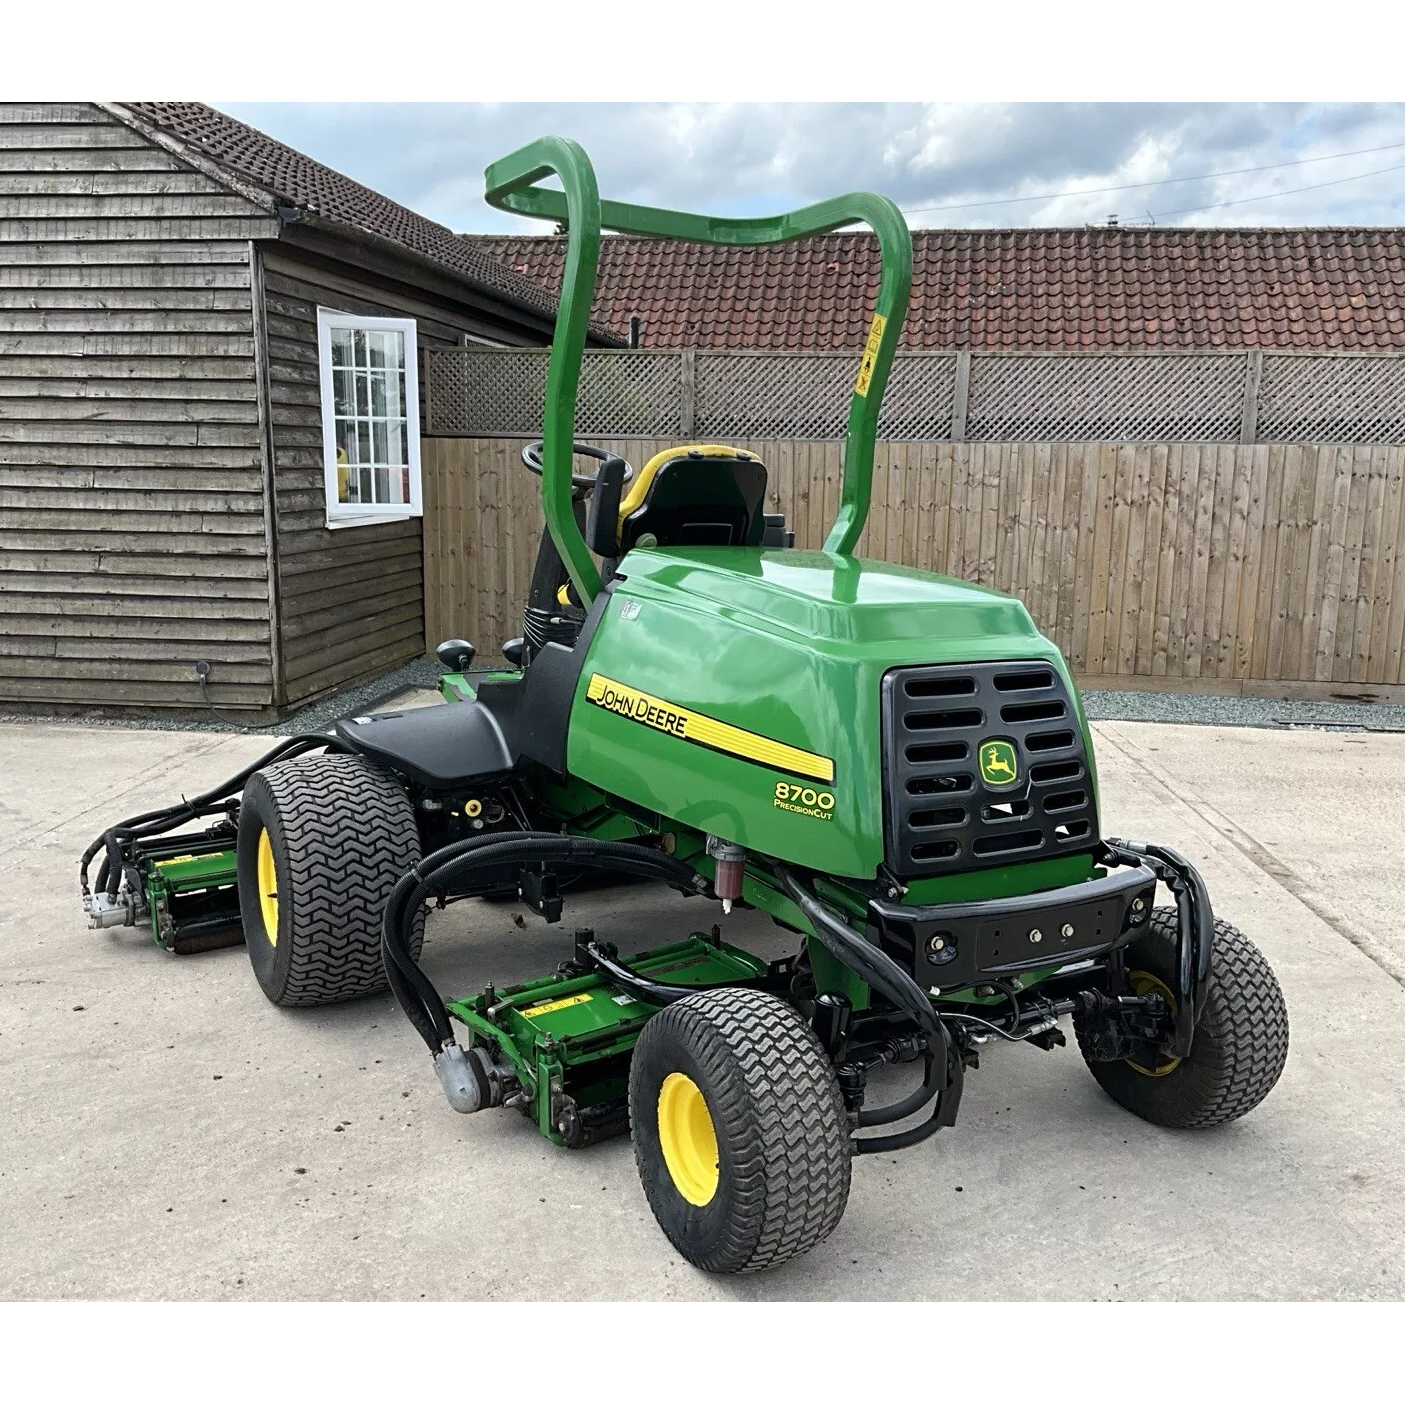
top-left (80, 137), bottom-right (1289, 1275)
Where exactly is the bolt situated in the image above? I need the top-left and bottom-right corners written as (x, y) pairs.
top-left (929, 935), bottom-right (946, 952)
top-left (1132, 898), bottom-right (1146, 912)
top-left (1029, 928), bottom-right (1043, 944)
top-left (1061, 923), bottom-right (1075, 938)
top-left (975, 984), bottom-right (996, 997)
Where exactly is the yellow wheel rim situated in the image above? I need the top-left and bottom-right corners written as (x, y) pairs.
top-left (657, 1072), bottom-right (719, 1206)
top-left (1126, 970), bottom-right (1180, 1076)
top-left (256, 827), bottom-right (279, 947)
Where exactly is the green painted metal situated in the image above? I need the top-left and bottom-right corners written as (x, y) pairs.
top-left (142, 845), bottom-right (239, 953)
top-left (438, 668), bottom-right (521, 704)
top-left (483, 136), bottom-right (912, 603)
top-left (564, 546), bottom-right (1088, 879)
top-left (447, 935), bottom-right (769, 1146)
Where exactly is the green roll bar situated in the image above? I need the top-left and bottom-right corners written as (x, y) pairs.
top-left (484, 136), bottom-right (913, 606)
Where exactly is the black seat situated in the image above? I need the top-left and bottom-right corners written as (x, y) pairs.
top-left (600, 444), bottom-right (768, 555)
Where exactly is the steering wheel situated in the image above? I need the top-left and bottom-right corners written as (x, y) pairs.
top-left (521, 441), bottom-right (635, 494)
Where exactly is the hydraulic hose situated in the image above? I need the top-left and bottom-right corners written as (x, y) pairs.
top-left (775, 865), bottom-right (964, 1149)
top-left (382, 832), bottom-right (712, 1055)
top-left (1105, 837), bottom-right (1214, 1055)
top-left (80, 732), bottom-right (350, 899)
top-left (855, 1049), bottom-right (937, 1127)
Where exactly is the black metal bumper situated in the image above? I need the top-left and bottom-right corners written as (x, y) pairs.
top-left (868, 860), bottom-right (1160, 992)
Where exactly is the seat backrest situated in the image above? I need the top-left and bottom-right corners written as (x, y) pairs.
top-left (615, 444), bottom-right (768, 555)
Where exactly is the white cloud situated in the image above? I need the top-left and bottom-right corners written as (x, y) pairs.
top-left (217, 101), bottom-right (1405, 233)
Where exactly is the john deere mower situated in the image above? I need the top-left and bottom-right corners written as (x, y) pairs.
top-left (81, 138), bottom-right (1289, 1274)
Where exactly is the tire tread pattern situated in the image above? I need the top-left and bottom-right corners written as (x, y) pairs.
top-left (631, 988), bottom-right (851, 1274)
top-left (247, 754), bottom-right (421, 1007)
top-left (1076, 908), bottom-right (1289, 1128)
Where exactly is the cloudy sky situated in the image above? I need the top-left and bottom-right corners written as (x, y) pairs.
top-left (217, 102), bottom-right (1405, 234)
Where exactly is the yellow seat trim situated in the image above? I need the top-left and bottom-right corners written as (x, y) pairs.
top-left (616, 443), bottom-right (758, 526)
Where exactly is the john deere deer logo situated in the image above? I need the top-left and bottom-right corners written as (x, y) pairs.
top-left (980, 739), bottom-right (1019, 787)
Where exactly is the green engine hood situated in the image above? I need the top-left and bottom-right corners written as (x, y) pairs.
top-left (566, 546), bottom-right (1082, 880)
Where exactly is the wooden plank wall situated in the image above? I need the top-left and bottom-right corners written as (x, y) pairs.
top-left (0, 101), bottom-right (280, 709)
top-left (423, 437), bottom-right (1405, 700)
top-left (259, 241), bottom-right (550, 707)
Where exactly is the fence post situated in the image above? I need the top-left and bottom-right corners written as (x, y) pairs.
top-left (1239, 350), bottom-right (1263, 445)
top-left (951, 350), bottom-right (971, 441)
top-left (680, 350), bottom-right (696, 438)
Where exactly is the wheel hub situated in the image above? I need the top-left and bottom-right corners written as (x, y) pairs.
top-left (256, 827), bottom-right (278, 946)
top-left (1126, 970), bottom-right (1180, 1076)
top-left (657, 1072), bottom-right (719, 1206)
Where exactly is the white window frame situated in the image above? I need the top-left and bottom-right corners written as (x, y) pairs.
top-left (316, 307), bottom-right (423, 529)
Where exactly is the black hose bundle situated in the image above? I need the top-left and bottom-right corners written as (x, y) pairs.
top-left (381, 832), bottom-right (713, 1053)
top-left (775, 865), bottom-right (964, 1153)
top-left (79, 733), bottom-right (349, 900)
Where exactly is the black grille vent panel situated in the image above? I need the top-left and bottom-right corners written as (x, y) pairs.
top-left (881, 661), bottom-right (1099, 876)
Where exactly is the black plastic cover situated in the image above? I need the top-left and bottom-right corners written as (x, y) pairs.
top-left (336, 584), bottom-right (614, 790)
top-left (881, 660), bottom-right (1099, 878)
top-left (868, 861), bottom-right (1158, 989)
top-left (335, 703), bottom-right (513, 789)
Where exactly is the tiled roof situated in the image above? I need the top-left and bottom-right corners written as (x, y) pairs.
top-left (463, 228), bottom-right (1405, 351)
top-left (114, 102), bottom-right (565, 325)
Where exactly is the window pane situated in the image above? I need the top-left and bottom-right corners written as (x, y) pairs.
top-left (352, 329), bottom-right (367, 367)
top-left (384, 370), bottom-right (405, 420)
top-left (359, 465), bottom-right (373, 502)
top-left (372, 420), bottom-right (390, 466)
top-left (367, 332), bottom-right (387, 370)
top-left (384, 332), bottom-right (404, 370)
top-left (355, 372), bottom-right (370, 417)
top-left (370, 371), bottom-right (387, 419)
top-left (334, 368), bottom-right (354, 418)
top-left (387, 419), bottom-right (404, 467)
top-left (335, 418), bottom-right (355, 465)
top-left (331, 327), bottom-right (352, 367)
top-left (357, 421), bottom-right (372, 464)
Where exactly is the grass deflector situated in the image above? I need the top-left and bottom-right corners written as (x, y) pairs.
top-left (81, 138), bottom-right (1289, 1274)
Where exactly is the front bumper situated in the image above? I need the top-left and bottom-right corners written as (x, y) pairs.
top-left (868, 860), bottom-right (1159, 991)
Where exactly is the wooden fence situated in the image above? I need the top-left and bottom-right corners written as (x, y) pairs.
top-left (422, 438), bottom-right (1405, 702)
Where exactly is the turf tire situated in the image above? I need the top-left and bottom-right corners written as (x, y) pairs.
top-left (236, 753), bottom-right (423, 1007)
top-left (1075, 907), bottom-right (1289, 1128)
top-left (629, 988), bottom-right (851, 1274)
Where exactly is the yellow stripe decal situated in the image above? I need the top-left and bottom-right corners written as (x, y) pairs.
top-left (522, 992), bottom-right (592, 1019)
top-left (586, 673), bottom-right (835, 784)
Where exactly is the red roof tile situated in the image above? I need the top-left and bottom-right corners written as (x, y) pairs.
top-left (462, 228), bottom-right (1405, 351)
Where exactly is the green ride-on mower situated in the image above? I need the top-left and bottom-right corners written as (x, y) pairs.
top-left (80, 137), bottom-right (1290, 1274)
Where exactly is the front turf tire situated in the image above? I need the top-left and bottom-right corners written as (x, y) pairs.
top-left (1075, 907), bottom-right (1289, 1128)
top-left (629, 988), bottom-right (851, 1274)
top-left (236, 753), bottom-right (423, 1007)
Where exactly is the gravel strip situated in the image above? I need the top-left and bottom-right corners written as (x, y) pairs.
top-left (1082, 688), bottom-right (1405, 732)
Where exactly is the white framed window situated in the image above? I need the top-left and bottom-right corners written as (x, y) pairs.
top-left (317, 308), bottom-right (422, 528)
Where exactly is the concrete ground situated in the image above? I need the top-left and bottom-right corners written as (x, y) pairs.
top-left (2, 705), bottom-right (1403, 1301)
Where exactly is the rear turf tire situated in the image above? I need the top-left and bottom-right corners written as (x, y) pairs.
top-left (1075, 907), bottom-right (1289, 1128)
top-left (236, 753), bottom-right (423, 1007)
top-left (629, 988), bottom-right (851, 1274)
